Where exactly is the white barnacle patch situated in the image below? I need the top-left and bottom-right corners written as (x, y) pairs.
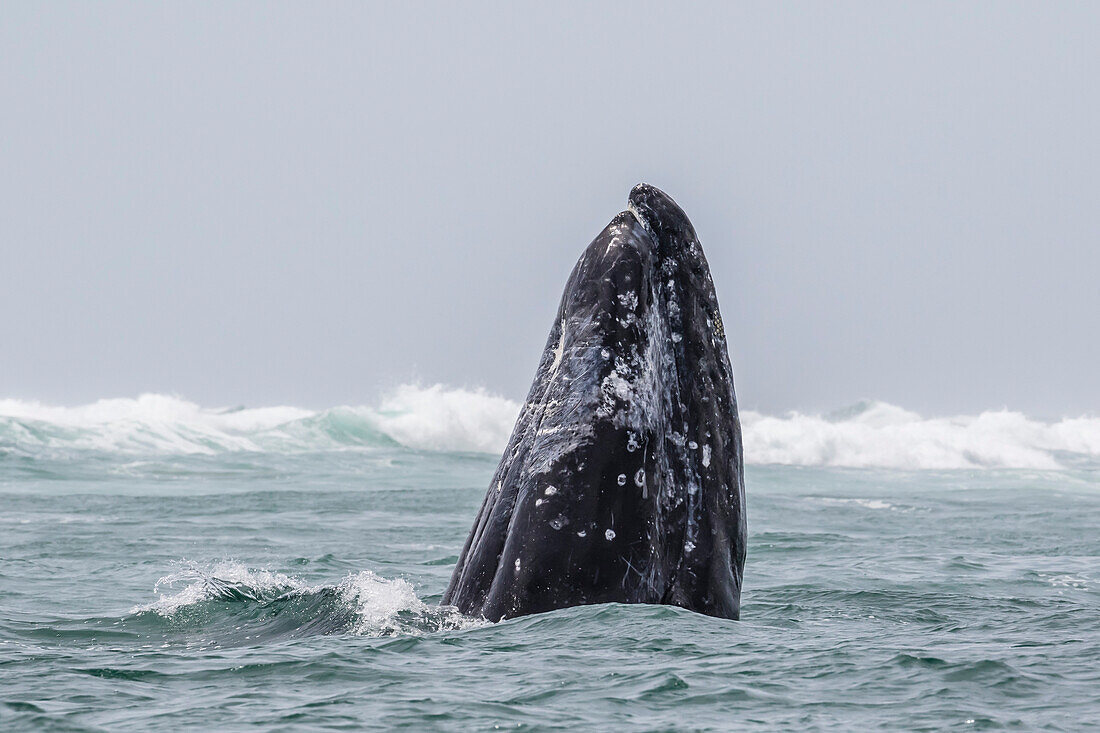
top-left (605, 529), bottom-right (616, 541)
top-left (702, 445), bottom-right (711, 468)
top-left (685, 541), bottom-right (696, 553)
top-left (626, 431), bottom-right (640, 453)
top-left (617, 473), bottom-right (627, 486)
top-left (668, 295), bottom-right (681, 318)
top-left (577, 529), bottom-right (587, 537)
top-left (497, 480), bottom-right (503, 493)
top-left (634, 468), bottom-right (646, 488)
top-left (544, 486), bottom-right (558, 496)
top-left (535, 498), bottom-right (544, 507)
top-left (597, 348), bottom-right (647, 422)
top-left (617, 291), bottom-right (638, 311)
top-left (598, 370), bottom-right (635, 418)
top-left (514, 558), bottom-right (521, 572)
top-left (688, 440), bottom-right (698, 450)
top-left (600, 348), bottom-right (610, 359)
top-left (549, 514), bottom-right (568, 530)
top-left (670, 332), bottom-right (682, 343)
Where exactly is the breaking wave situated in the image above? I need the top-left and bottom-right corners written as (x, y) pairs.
top-left (741, 401), bottom-right (1100, 470)
top-left (0, 384), bottom-right (518, 458)
top-left (2, 387), bottom-right (1098, 470)
top-left (129, 561), bottom-right (481, 640)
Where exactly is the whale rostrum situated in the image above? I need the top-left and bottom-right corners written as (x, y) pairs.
top-left (443, 184), bottom-right (746, 621)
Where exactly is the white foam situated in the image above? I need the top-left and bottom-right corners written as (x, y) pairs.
top-left (336, 570), bottom-right (433, 635)
top-left (742, 401), bottom-right (1100, 470)
top-left (0, 384), bottom-right (519, 457)
top-left (369, 384), bottom-right (518, 453)
top-left (3, 389), bottom-right (1100, 470)
top-left (0, 394), bottom-right (312, 455)
top-left (1038, 573), bottom-right (1090, 590)
top-left (816, 497), bottom-right (900, 511)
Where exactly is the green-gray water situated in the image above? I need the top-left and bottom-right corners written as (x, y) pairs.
top-left (2, 395), bottom-right (1099, 730)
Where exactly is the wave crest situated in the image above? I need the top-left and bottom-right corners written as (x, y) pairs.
top-left (132, 561), bottom-right (481, 639)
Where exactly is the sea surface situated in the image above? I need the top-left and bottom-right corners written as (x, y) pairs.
top-left (2, 386), bottom-right (1098, 731)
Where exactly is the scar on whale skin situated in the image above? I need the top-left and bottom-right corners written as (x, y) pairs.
top-left (443, 184), bottom-right (746, 622)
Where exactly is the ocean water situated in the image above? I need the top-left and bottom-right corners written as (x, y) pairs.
top-left (2, 386), bottom-right (1098, 731)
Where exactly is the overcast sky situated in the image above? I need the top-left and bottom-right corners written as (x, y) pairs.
top-left (2, 2), bottom-right (1097, 416)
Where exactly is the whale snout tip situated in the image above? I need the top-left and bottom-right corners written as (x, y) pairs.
top-left (628, 182), bottom-right (671, 213)
top-left (627, 183), bottom-right (692, 238)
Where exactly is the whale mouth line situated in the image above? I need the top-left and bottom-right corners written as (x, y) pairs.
top-left (627, 200), bottom-right (656, 239)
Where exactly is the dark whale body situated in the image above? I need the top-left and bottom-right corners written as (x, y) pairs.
top-left (444, 184), bottom-right (746, 622)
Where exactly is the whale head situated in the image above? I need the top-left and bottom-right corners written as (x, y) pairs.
top-left (443, 184), bottom-right (745, 622)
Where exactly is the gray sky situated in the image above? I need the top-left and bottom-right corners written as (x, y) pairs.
top-left (2, 2), bottom-right (1098, 416)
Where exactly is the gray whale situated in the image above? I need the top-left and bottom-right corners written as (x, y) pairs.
top-left (444, 184), bottom-right (746, 621)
